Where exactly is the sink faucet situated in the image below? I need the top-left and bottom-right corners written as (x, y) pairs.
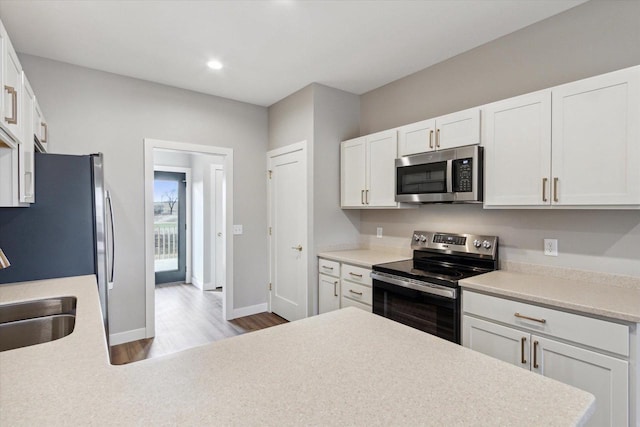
top-left (0, 248), bottom-right (10, 269)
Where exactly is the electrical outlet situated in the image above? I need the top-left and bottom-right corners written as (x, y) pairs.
top-left (233, 224), bottom-right (243, 235)
top-left (544, 239), bottom-right (558, 256)
top-left (376, 227), bottom-right (383, 238)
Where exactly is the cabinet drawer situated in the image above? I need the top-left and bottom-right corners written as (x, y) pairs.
top-left (341, 296), bottom-right (372, 312)
top-left (342, 281), bottom-right (372, 305)
top-left (341, 264), bottom-right (372, 286)
top-left (463, 291), bottom-right (629, 356)
top-left (318, 259), bottom-right (340, 277)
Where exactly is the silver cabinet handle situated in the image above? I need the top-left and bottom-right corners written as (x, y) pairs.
top-left (333, 281), bottom-right (338, 297)
top-left (348, 272), bottom-right (363, 278)
top-left (436, 128), bottom-right (441, 148)
top-left (514, 312), bottom-right (546, 324)
top-left (291, 245), bottom-right (302, 251)
top-left (349, 289), bottom-right (363, 296)
top-left (365, 189), bottom-right (369, 205)
top-left (361, 189), bottom-right (365, 205)
top-left (321, 266), bottom-right (334, 271)
top-left (542, 177), bottom-right (548, 202)
top-left (25, 172), bottom-right (33, 198)
top-left (41, 122), bottom-right (48, 143)
top-left (4, 85), bottom-right (17, 125)
top-left (429, 129), bottom-right (434, 149)
top-left (520, 337), bottom-right (527, 364)
top-left (553, 177), bottom-right (559, 202)
top-left (533, 340), bottom-right (539, 369)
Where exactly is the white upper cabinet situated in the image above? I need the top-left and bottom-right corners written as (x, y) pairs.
top-left (551, 66), bottom-right (640, 206)
top-left (341, 130), bottom-right (403, 209)
top-left (20, 73), bottom-right (35, 204)
top-left (397, 119), bottom-right (435, 156)
top-left (0, 20), bottom-right (22, 146)
top-left (484, 65), bottom-right (640, 209)
top-left (366, 130), bottom-right (397, 207)
top-left (483, 90), bottom-right (552, 207)
top-left (398, 108), bottom-right (480, 156)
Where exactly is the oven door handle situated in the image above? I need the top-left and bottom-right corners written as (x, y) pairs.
top-left (371, 272), bottom-right (457, 299)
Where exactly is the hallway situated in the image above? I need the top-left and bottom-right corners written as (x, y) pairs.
top-left (111, 283), bottom-right (286, 364)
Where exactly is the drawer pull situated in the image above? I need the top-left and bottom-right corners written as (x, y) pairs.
top-left (520, 337), bottom-right (527, 364)
top-left (514, 313), bottom-right (546, 324)
top-left (348, 272), bottom-right (363, 278)
top-left (321, 266), bottom-right (334, 270)
top-left (533, 340), bottom-right (539, 369)
top-left (333, 281), bottom-right (338, 297)
top-left (349, 289), bottom-right (363, 296)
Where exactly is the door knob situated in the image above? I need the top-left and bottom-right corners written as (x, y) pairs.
top-left (291, 245), bottom-right (303, 252)
top-left (217, 232), bottom-right (222, 237)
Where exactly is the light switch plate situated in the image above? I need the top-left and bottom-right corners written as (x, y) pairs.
top-left (233, 224), bottom-right (243, 235)
top-left (376, 227), bottom-right (383, 238)
top-left (544, 239), bottom-right (558, 256)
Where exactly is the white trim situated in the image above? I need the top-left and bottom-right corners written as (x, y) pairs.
top-left (109, 327), bottom-right (146, 346)
top-left (144, 138), bottom-right (234, 339)
top-left (191, 275), bottom-right (202, 290)
top-left (231, 303), bottom-right (268, 319)
top-left (267, 141), bottom-right (308, 319)
top-left (153, 164), bottom-right (192, 284)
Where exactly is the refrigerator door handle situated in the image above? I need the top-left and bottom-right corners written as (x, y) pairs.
top-left (106, 190), bottom-right (115, 289)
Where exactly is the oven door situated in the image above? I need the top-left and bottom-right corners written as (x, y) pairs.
top-left (371, 272), bottom-right (460, 344)
top-left (395, 150), bottom-right (455, 203)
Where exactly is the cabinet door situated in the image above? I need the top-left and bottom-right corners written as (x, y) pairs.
top-left (398, 119), bottom-right (435, 156)
top-left (318, 274), bottom-right (340, 314)
top-left (483, 91), bottom-right (552, 207)
top-left (340, 137), bottom-right (366, 207)
top-left (19, 74), bottom-right (35, 203)
top-left (462, 315), bottom-right (530, 369)
top-left (552, 66), bottom-right (640, 206)
top-left (34, 99), bottom-right (48, 151)
top-left (2, 31), bottom-right (22, 143)
top-left (532, 335), bottom-right (628, 427)
top-left (366, 130), bottom-right (397, 207)
top-left (435, 108), bottom-right (480, 150)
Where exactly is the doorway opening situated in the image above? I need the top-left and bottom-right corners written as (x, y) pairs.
top-left (144, 139), bottom-right (234, 345)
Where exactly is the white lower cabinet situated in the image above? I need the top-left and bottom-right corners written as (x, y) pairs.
top-left (318, 273), bottom-right (340, 314)
top-left (463, 292), bottom-right (630, 427)
top-left (318, 258), bottom-right (373, 314)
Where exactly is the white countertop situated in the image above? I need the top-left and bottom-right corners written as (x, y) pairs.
top-left (317, 248), bottom-right (409, 268)
top-left (460, 270), bottom-right (640, 323)
top-left (0, 275), bottom-right (594, 426)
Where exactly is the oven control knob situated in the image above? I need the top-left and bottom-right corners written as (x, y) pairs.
top-left (482, 240), bottom-right (492, 249)
top-left (419, 235), bottom-right (427, 242)
top-left (413, 234), bottom-right (420, 242)
top-left (473, 239), bottom-right (482, 248)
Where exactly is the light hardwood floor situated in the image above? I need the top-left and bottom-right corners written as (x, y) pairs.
top-left (110, 283), bottom-right (287, 365)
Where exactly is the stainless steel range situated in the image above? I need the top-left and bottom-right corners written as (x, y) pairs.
top-left (371, 231), bottom-right (498, 344)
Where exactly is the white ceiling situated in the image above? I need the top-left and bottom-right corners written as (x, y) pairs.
top-left (0, 0), bottom-right (587, 106)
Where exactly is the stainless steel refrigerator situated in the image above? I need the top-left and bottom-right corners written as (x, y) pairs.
top-left (0, 153), bottom-right (114, 345)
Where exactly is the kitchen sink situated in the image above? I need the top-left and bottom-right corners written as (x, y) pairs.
top-left (0, 297), bottom-right (77, 352)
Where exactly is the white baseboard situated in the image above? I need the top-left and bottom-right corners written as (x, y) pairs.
top-left (230, 303), bottom-right (268, 319)
top-left (109, 327), bottom-right (146, 346)
top-left (191, 276), bottom-right (203, 289)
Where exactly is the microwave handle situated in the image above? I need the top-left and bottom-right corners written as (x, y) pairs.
top-left (446, 159), bottom-right (453, 193)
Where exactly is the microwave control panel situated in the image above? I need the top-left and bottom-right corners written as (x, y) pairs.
top-left (453, 158), bottom-right (473, 192)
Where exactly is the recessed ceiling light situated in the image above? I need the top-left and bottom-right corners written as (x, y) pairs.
top-left (207, 60), bottom-right (223, 70)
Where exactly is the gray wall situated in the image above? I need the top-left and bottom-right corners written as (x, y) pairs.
top-left (20, 54), bottom-right (269, 335)
top-left (359, 0), bottom-right (640, 277)
top-left (268, 83), bottom-right (361, 314)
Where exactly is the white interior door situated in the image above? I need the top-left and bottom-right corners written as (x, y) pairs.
top-left (213, 166), bottom-right (225, 289)
top-left (268, 143), bottom-right (307, 321)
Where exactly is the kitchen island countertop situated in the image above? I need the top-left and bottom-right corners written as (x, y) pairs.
top-left (0, 275), bottom-right (594, 426)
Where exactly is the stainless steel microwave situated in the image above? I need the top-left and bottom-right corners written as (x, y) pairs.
top-left (395, 145), bottom-right (483, 203)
